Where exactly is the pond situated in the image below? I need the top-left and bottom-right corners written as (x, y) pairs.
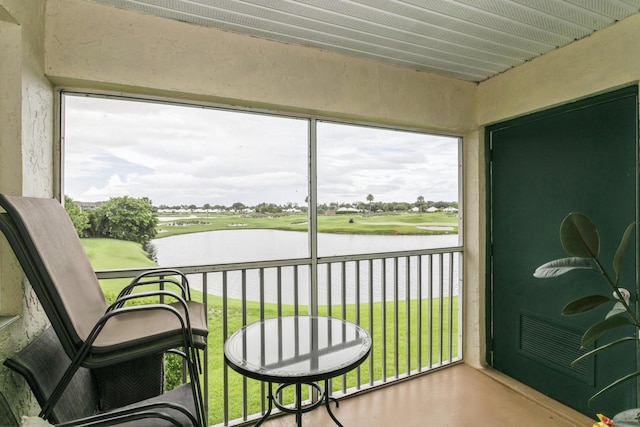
top-left (152, 230), bottom-right (460, 304)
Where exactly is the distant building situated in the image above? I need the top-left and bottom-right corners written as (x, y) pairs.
top-left (336, 207), bottom-right (359, 214)
top-left (76, 201), bottom-right (104, 212)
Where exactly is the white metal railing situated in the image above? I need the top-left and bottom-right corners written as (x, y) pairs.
top-left (95, 246), bottom-right (463, 426)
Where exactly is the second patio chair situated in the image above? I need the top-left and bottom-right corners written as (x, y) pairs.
top-left (6, 327), bottom-right (199, 426)
top-left (0, 194), bottom-right (208, 426)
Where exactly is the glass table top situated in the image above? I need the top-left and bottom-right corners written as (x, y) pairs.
top-left (224, 315), bottom-right (372, 383)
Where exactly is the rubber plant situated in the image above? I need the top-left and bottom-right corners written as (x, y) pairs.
top-left (534, 213), bottom-right (639, 406)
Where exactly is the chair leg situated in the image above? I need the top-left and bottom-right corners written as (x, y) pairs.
top-left (174, 326), bottom-right (206, 427)
top-left (185, 346), bottom-right (207, 427)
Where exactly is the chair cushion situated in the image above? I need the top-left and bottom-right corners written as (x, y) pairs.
top-left (0, 195), bottom-right (108, 345)
top-left (109, 383), bottom-right (198, 427)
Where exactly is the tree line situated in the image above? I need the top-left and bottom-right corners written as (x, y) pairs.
top-left (158, 195), bottom-right (458, 215)
top-left (66, 194), bottom-right (458, 245)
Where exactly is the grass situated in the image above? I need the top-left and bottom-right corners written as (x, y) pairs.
top-left (208, 296), bottom-right (458, 424)
top-left (157, 211), bottom-right (458, 238)
top-left (82, 218), bottom-right (460, 425)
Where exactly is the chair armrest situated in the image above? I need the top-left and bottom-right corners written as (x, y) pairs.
top-left (55, 401), bottom-right (197, 426)
top-left (109, 289), bottom-right (189, 311)
top-left (117, 269), bottom-right (191, 301)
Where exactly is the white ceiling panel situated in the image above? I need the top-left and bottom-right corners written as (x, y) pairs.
top-left (87, 0), bottom-right (640, 81)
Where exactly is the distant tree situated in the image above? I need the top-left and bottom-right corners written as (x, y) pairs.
top-left (64, 195), bottom-right (89, 237)
top-left (434, 201), bottom-right (449, 209)
top-left (231, 202), bottom-right (245, 211)
top-left (90, 196), bottom-right (158, 244)
top-left (416, 195), bottom-right (425, 212)
top-left (394, 202), bottom-right (408, 211)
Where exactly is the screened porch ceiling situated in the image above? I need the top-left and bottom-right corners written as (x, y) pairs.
top-left (88, 0), bottom-right (640, 82)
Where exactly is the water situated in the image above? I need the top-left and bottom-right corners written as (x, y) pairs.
top-left (152, 230), bottom-right (460, 304)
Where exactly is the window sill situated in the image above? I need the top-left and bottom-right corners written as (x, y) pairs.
top-left (0, 315), bottom-right (19, 330)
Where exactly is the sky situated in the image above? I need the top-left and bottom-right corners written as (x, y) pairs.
top-left (63, 94), bottom-right (459, 207)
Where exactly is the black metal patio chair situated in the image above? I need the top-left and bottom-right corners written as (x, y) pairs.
top-left (5, 327), bottom-right (198, 426)
top-left (0, 194), bottom-right (208, 426)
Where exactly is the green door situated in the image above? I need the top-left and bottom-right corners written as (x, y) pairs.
top-left (488, 87), bottom-right (638, 416)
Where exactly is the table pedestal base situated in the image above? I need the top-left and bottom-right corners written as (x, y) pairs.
top-left (255, 380), bottom-right (342, 427)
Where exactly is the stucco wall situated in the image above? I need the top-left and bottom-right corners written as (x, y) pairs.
top-left (0, 0), bottom-right (53, 418)
top-left (478, 13), bottom-right (640, 126)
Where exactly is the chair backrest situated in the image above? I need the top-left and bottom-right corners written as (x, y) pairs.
top-left (0, 195), bottom-right (107, 350)
top-left (4, 327), bottom-right (100, 424)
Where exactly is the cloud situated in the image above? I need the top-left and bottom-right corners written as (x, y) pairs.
top-left (63, 95), bottom-right (458, 206)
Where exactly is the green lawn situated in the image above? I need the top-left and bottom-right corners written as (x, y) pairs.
top-left (157, 211), bottom-right (458, 238)
top-left (207, 296), bottom-right (458, 424)
top-left (83, 230), bottom-right (460, 425)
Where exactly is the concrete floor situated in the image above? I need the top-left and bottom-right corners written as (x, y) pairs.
top-left (257, 364), bottom-right (594, 427)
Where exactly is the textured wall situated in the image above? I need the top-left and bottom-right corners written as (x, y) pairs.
top-left (0, 0), bottom-right (53, 418)
top-left (478, 13), bottom-right (640, 126)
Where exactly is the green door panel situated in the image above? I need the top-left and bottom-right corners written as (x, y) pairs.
top-left (488, 86), bottom-right (638, 416)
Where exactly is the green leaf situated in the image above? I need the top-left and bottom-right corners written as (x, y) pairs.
top-left (533, 257), bottom-right (594, 278)
top-left (605, 302), bottom-right (627, 319)
top-left (572, 336), bottom-right (636, 365)
top-left (560, 213), bottom-right (599, 258)
top-left (581, 315), bottom-right (633, 348)
top-left (613, 221), bottom-right (636, 279)
top-left (562, 295), bottom-right (611, 315)
top-left (589, 369), bottom-right (640, 404)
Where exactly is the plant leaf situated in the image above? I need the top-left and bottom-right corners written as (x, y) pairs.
top-left (605, 302), bottom-right (627, 319)
top-left (572, 336), bottom-right (636, 365)
top-left (613, 221), bottom-right (636, 279)
top-left (562, 295), bottom-right (612, 315)
top-left (589, 370), bottom-right (640, 404)
top-left (533, 257), bottom-right (594, 278)
top-left (560, 213), bottom-right (599, 258)
top-left (581, 315), bottom-right (634, 348)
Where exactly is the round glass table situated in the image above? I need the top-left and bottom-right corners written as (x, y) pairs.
top-left (224, 315), bottom-right (372, 426)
